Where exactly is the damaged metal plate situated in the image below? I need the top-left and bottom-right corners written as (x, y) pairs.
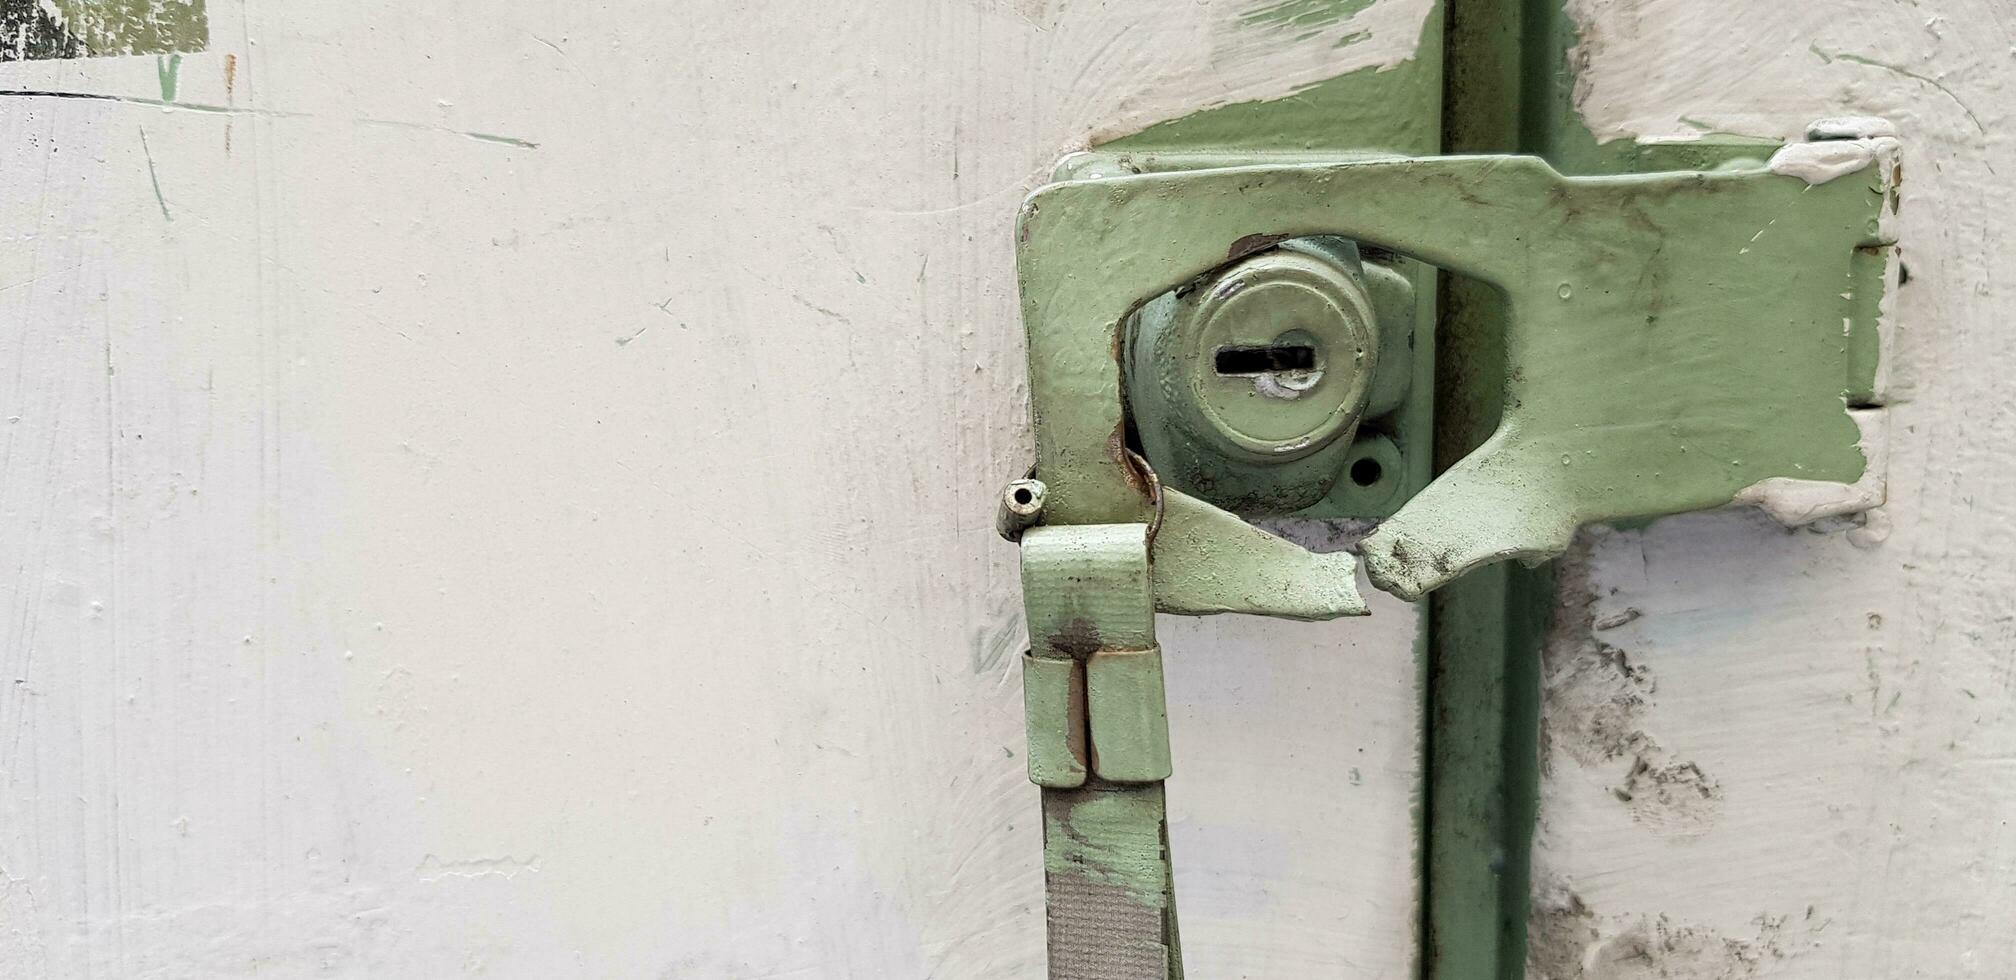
top-left (1016, 132), bottom-right (1896, 602)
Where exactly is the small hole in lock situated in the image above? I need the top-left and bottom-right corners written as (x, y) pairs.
top-left (1012, 487), bottom-right (1034, 505)
top-left (1349, 457), bottom-right (1383, 487)
top-left (1215, 345), bottom-right (1317, 376)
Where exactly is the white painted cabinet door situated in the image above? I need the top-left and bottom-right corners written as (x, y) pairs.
top-left (1, 2), bottom-right (1433, 976)
top-left (1529, 2), bottom-right (2015, 977)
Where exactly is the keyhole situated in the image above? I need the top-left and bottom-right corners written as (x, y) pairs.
top-left (1215, 344), bottom-right (1318, 376)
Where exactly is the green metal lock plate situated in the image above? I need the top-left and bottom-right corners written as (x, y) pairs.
top-left (1018, 125), bottom-right (1898, 603)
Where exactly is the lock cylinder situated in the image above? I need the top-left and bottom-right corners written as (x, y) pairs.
top-left (1126, 237), bottom-right (1394, 514)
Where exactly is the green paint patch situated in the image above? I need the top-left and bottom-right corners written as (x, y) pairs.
top-left (137, 124), bottom-right (171, 220)
top-left (1104, 8), bottom-right (1442, 155)
top-left (1043, 789), bottom-right (1172, 907)
top-left (3, 0), bottom-right (206, 62)
top-left (463, 131), bottom-right (541, 149)
top-left (1239, 0), bottom-right (1377, 31)
top-left (156, 51), bottom-right (179, 100)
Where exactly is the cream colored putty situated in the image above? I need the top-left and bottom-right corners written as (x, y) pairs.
top-left (0, 0), bottom-right (1433, 976)
top-left (1732, 409), bottom-right (1891, 533)
top-left (1535, 1), bottom-right (2014, 976)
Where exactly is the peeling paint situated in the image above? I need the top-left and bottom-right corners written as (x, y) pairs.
top-left (1238, 0), bottom-right (1378, 32)
top-left (415, 854), bottom-right (540, 883)
top-left (1087, 0), bottom-right (1439, 148)
top-left (1042, 791), bottom-right (1172, 906)
top-left (2, 0), bottom-right (206, 61)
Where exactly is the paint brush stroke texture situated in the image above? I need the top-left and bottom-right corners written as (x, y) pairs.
top-left (3, 0), bottom-right (205, 61)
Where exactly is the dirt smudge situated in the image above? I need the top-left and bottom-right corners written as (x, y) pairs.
top-left (1543, 531), bottom-right (1723, 838)
top-left (1529, 875), bottom-right (1808, 979)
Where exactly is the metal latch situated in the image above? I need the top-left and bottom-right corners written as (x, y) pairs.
top-left (1001, 119), bottom-right (1900, 978)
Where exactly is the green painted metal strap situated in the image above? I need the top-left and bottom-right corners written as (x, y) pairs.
top-left (1021, 524), bottom-right (1181, 979)
top-left (1042, 783), bottom-right (1183, 980)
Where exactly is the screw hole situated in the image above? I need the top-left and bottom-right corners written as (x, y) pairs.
top-left (1012, 487), bottom-right (1034, 505)
top-left (1349, 457), bottom-right (1383, 487)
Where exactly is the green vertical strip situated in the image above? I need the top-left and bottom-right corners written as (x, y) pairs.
top-left (1433, 4), bottom-right (1798, 975)
top-left (1430, 0), bottom-right (1550, 977)
top-left (1422, 565), bottom-right (1548, 979)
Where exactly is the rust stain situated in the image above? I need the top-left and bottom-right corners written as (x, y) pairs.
top-left (1109, 422), bottom-right (1143, 490)
top-left (1049, 617), bottom-right (1103, 658)
top-left (223, 52), bottom-right (236, 99)
top-left (1064, 664), bottom-right (1089, 766)
top-left (1226, 232), bottom-right (1289, 261)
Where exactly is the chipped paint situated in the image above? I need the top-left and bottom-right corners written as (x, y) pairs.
top-left (2, 0), bottom-right (79, 59)
top-left (1806, 115), bottom-right (1898, 140)
top-left (1084, 0), bottom-right (1438, 146)
top-left (2, 0), bottom-right (205, 61)
top-left (1042, 790), bottom-right (1174, 906)
top-left (1238, 0), bottom-right (1378, 32)
top-left (1103, 6), bottom-right (1442, 154)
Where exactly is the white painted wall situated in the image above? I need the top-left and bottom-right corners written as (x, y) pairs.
top-left (0, 1), bottom-right (1431, 976)
top-left (1533, 1), bottom-right (2015, 977)
top-left (12, 0), bottom-right (2003, 977)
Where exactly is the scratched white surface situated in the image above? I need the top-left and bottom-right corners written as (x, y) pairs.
top-left (1532, 1), bottom-right (2016, 977)
top-left (0, 1), bottom-right (1430, 976)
